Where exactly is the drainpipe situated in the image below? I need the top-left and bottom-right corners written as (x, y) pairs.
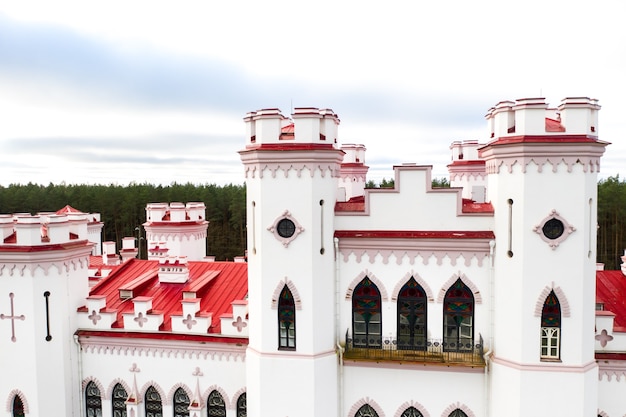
top-left (483, 239), bottom-right (496, 417)
top-left (334, 237), bottom-right (344, 417)
top-left (74, 334), bottom-right (84, 417)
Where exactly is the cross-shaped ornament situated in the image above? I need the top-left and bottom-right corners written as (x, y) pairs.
top-left (232, 316), bottom-right (247, 332)
top-left (0, 293), bottom-right (25, 342)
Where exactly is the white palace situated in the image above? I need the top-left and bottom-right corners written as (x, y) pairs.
top-left (2, 97), bottom-right (626, 417)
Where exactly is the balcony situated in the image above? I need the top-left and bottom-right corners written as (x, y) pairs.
top-left (344, 333), bottom-right (485, 368)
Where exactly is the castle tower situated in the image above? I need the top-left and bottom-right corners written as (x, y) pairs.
top-left (0, 213), bottom-right (93, 416)
top-left (143, 202), bottom-right (208, 260)
top-left (480, 97), bottom-right (607, 416)
top-left (339, 143), bottom-right (369, 201)
top-left (240, 107), bottom-right (344, 416)
top-left (447, 140), bottom-right (487, 202)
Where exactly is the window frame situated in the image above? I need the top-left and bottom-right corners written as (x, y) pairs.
top-left (352, 277), bottom-right (382, 348)
top-left (112, 383), bottom-right (128, 417)
top-left (397, 277), bottom-right (427, 350)
top-left (278, 285), bottom-right (296, 350)
top-left (85, 381), bottom-right (103, 417)
top-left (540, 290), bottom-right (561, 360)
top-left (442, 278), bottom-right (474, 352)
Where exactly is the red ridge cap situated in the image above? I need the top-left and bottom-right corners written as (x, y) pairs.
top-left (334, 230), bottom-right (495, 239)
top-left (0, 239), bottom-right (91, 252)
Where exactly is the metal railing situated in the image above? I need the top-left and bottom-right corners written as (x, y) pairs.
top-left (344, 331), bottom-right (485, 367)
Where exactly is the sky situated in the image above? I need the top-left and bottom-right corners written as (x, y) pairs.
top-left (0, 1), bottom-right (625, 187)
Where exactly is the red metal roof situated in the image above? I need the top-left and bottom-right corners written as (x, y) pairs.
top-left (596, 270), bottom-right (626, 329)
top-left (56, 205), bottom-right (83, 214)
top-left (84, 258), bottom-right (248, 334)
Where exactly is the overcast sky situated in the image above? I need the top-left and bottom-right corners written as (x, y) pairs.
top-left (0, 1), bottom-right (624, 187)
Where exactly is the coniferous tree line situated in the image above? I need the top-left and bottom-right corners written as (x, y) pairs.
top-left (0, 182), bottom-right (246, 261)
top-left (0, 176), bottom-right (625, 268)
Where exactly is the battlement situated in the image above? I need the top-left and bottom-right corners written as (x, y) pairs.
top-left (450, 140), bottom-right (481, 162)
top-left (485, 97), bottom-right (600, 138)
top-left (244, 107), bottom-right (340, 147)
top-left (0, 213), bottom-right (89, 246)
top-left (145, 202), bottom-right (206, 223)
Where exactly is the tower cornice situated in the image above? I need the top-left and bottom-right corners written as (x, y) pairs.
top-left (239, 147), bottom-right (345, 179)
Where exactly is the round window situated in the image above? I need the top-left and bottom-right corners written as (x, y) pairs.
top-left (276, 218), bottom-right (296, 238)
top-left (542, 218), bottom-right (564, 240)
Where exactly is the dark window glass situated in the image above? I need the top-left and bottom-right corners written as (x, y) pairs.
top-left (352, 277), bottom-right (382, 348)
top-left (112, 383), bottom-right (128, 417)
top-left (85, 381), bottom-right (103, 417)
top-left (397, 277), bottom-right (427, 350)
top-left (236, 393), bottom-right (246, 417)
top-left (276, 218), bottom-right (296, 238)
top-left (12, 395), bottom-right (25, 417)
top-left (355, 404), bottom-right (379, 417)
top-left (173, 388), bottom-right (190, 417)
top-left (542, 218), bottom-right (564, 240)
top-left (449, 410), bottom-right (468, 417)
top-left (145, 386), bottom-right (162, 417)
top-left (207, 390), bottom-right (226, 417)
top-left (443, 278), bottom-right (474, 352)
top-left (401, 407), bottom-right (424, 417)
top-left (541, 290), bottom-right (561, 358)
top-left (278, 285), bottom-right (296, 349)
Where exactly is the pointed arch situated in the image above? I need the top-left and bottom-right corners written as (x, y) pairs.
top-left (235, 391), bottom-right (246, 417)
top-left (171, 386), bottom-right (191, 417)
top-left (140, 381), bottom-right (168, 405)
top-left (394, 400), bottom-right (430, 417)
top-left (110, 383), bottom-right (128, 417)
top-left (5, 390), bottom-right (29, 414)
top-left (278, 284), bottom-right (296, 349)
top-left (397, 277), bottom-right (428, 350)
top-left (346, 270), bottom-right (389, 301)
top-left (230, 388), bottom-right (246, 410)
top-left (440, 402), bottom-right (475, 417)
top-left (106, 379), bottom-right (131, 401)
top-left (202, 385), bottom-right (230, 410)
top-left (82, 377), bottom-right (107, 400)
top-left (391, 271), bottom-right (434, 302)
top-left (167, 383), bottom-right (193, 405)
top-left (270, 277), bottom-right (302, 310)
top-left (348, 397), bottom-right (385, 417)
top-left (437, 273), bottom-right (482, 304)
top-left (205, 388), bottom-right (227, 416)
top-left (352, 276), bottom-right (383, 348)
top-left (540, 289), bottom-right (562, 359)
top-left (84, 380), bottom-right (103, 417)
top-left (534, 283), bottom-right (571, 317)
top-left (443, 278), bottom-right (475, 352)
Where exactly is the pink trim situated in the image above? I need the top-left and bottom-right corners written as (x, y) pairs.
top-left (202, 386), bottom-right (230, 410)
top-left (345, 270), bottom-right (389, 301)
top-left (107, 379), bottom-right (132, 401)
top-left (167, 383), bottom-right (193, 405)
top-left (83, 377), bottom-right (107, 400)
top-left (246, 345), bottom-right (335, 359)
top-left (437, 273), bottom-right (482, 304)
top-left (492, 355), bottom-right (597, 372)
top-left (393, 401), bottom-right (430, 417)
top-left (5, 389), bottom-right (29, 414)
top-left (534, 284), bottom-right (571, 318)
top-left (391, 271), bottom-right (435, 302)
top-left (271, 278), bottom-right (303, 310)
top-left (347, 397), bottom-right (386, 417)
top-left (231, 388), bottom-right (246, 410)
top-left (240, 148), bottom-right (345, 179)
top-left (597, 411), bottom-right (609, 417)
top-left (140, 382), bottom-right (168, 405)
top-left (440, 402), bottom-right (475, 417)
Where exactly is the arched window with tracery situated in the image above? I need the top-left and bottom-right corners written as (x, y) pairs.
top-left (112, 383), bottom-right (127, 417)
top-left (145, 386), bottom-right (162, 417)
top-left (448, 409), bottom-right (468, 417)
top-left (352, 277), bottom-right (382, 348)
top-left (85, 381), bottom-right (103, 417)
top-left (355, 403), bottom-right (379, 417)
top-left (206, 390), bottom-right (226, 417)
top-left (401, 406), bottom-right (423, 417)
top-left (541, 290), bottom-right (561, 359)
top-left (236, 393), bottom-right (246, 417)
top-left (443, 278), bottom-right (474, 352)
top-left (278, 285), bottom-right (296, 350)
top-left (397, 277), bottom-right (427, 350)
top-left (173, 387), bottom-right (190, 417)
top-left (12, 395), bottom-right (25, 417)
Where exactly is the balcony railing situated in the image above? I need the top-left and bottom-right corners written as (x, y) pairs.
top-left (344, 332), bottom-right (485, 367)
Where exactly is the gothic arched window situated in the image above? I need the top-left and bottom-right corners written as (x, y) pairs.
top-left (145, 386), bottom-right (162, 417)
top-left (12, 395), bottom-right (24, 417)
top-left (400, 407), bottom-right (423, 417)
top-left (443, 278), bottom-right (474, 352)
top-left (85, 381), bottom-right (103, 417)
top-left (206, 390), bottom-right (226, 417)
top-left (112, 383), bottom-right (127, 417)
top-left (352, 277), bottom-right (382, 348)
top-left (397, 277), bottom-right (427, 350)
top-left (173, 387), bottom-right (190, 417)
top-left (355, 404), bottom-right (379, 417)
top-left (541, 290), bottom-right (561, 359)
top-left (449, 409), bottom-right (468, 417)
top-left (236, 393), bottom-right (246, 417)
top-left (278, 285), bottom-right (296, 350)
